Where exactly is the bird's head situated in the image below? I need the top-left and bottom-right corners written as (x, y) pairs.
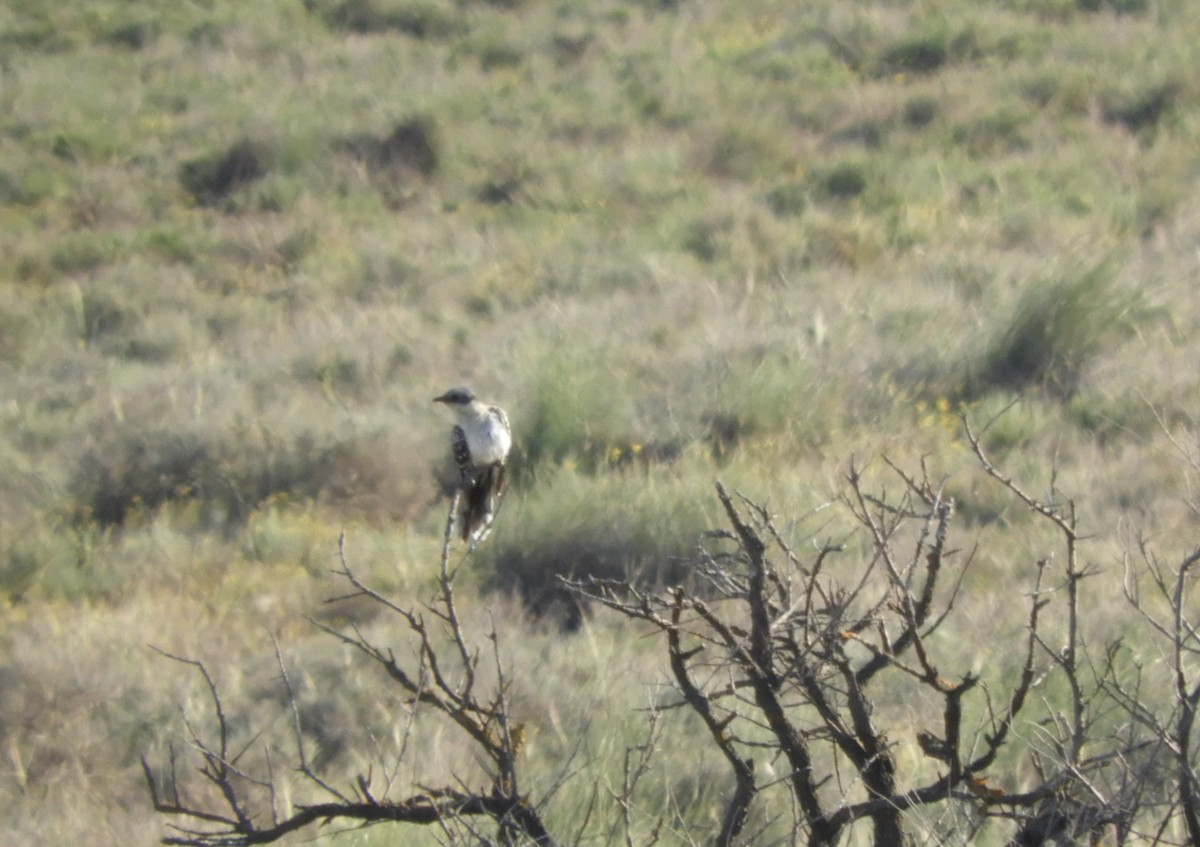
top-left (433, 387), bottom-right (477, 406)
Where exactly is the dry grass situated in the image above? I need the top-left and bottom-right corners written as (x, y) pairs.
top-left (2, 0), bottom-right (1200, 843)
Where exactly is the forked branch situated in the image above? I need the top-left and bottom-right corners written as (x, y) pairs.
top-left (144, 495), bottom-right (559, 847)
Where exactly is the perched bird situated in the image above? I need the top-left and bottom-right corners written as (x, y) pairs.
top-left (433, 388), bottom-right (512, 546)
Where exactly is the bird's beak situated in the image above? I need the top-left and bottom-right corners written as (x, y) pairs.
top-left (433, 393), bottom-right (448, 403)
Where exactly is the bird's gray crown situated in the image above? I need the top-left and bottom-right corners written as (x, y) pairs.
top-left (434, 387), bottom-right (476, 405)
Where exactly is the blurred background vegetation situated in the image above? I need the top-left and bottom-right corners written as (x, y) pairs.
top-left (1, 0), bottom-right (1199, 844)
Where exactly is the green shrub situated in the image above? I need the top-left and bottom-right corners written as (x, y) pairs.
top-left (877, 32), bottom-right (948, 76)
top-left (0, 522), bottom-right (93, 602)
top-left (1078, 0), bottom-right (1147, 13)
top-left (1102, 81), bottom-right (1179, 134)
top-left (179, 139), bottom-right (274, 206)
top-left (764, 182), bottom-right (807, 217)
top-left (0, 20), bottom-right (70, 54)
top-left (310, 0), bottom-right (465, 38)
top-left (902, 95), bottom-right (939, 128)
top-left (340, 118), bottom-right (441, 207)
top-left (51, 234), bottom-right (120, 277)
top-left (75, 289), bottom-right (133, 343)
top-left (470, 35), bottom-right (524, 71)
top-left (142, 229), bottom-right (196, 264)
top-left (0, 165), bottom-right (59, 207)
top-left (951, 106), bottom-right (1031, 156)
top-left (695, 122), bottom-right (792, 181)
top-left (101, 19), bottom-right (160, 50)
top-left (813, 161), bottom-right (869, 200)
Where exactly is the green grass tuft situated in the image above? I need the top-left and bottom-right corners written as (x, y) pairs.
top-left (963, 261), bottom-right (1137, 401)
top-left (513, 354), bottom-right (638, 478)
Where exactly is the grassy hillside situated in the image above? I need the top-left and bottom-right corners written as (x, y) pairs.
top-left (1, 0), bottom-right (1199, 844)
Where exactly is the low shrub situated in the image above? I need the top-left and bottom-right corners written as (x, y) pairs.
top-left (68, 428), bottom-right (424, 531)
top-left (179, 139), bottom-right (274, 206)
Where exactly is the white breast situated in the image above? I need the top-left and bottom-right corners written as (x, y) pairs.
top-left (465, 411), bottom-right (511, 465)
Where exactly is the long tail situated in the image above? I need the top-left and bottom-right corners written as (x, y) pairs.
top-left (455, 463), bottom-right (507, 545)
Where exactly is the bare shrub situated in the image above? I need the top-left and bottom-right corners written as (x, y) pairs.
top-left (144, 421), bottom-right (1200, 846)
top-left (144, 496), bottom-right (559, 846)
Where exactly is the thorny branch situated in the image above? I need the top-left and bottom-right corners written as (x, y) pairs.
top-left (143, 491), bottom-right (558, 847)
top-left (145, 414), bottom-right (1200, 847)
top-left (1121, 539), bottom-right (1200, 846)
top-left (567, 441), bottom-right (1167, 846)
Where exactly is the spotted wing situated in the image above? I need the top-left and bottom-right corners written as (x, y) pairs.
top-left (450, 424), bottom-right (471, 479)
